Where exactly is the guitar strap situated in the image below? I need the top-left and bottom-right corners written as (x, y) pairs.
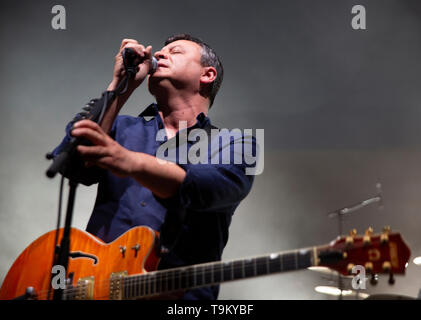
top-left (158, 122), bottom-right (219, 256)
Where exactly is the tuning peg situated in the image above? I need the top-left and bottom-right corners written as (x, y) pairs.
top-left (388, 273), bottom-right (395, 285)
top-left (346, 229), bottom-right (357, 246)
top-left (370, 273), bottom-right (378, 285)
top-left (365, 262), bottom-right (373, 273)
top-left (347, 263), bottom-right (355, 275)
top-left (365, 227), bottom-right (373, 235)
top-left (382, 261), bottom-right (391, 272)
top-left (365, 262), bottom-right (376, 285)
top-left (363, 227), bottom-right (373, 245)
top-left (381, 226), bottom-right (390, 244)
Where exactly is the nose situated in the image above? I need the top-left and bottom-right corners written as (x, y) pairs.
top-left (154, 50), bottom-right (168, 60)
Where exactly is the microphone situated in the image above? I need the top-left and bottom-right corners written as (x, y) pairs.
top-left (122, 48), bottom-right (158, 76)
top-left (46, 48), bottom-right (158, 178)
top-left (150, 56), bottom-right (158, 74)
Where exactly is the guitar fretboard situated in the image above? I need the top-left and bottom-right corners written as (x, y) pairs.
top-left (122, 248), bottom-right (314, 299)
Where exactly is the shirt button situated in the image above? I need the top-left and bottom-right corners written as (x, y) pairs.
top-left (140, 201), bottom-right (147, 207)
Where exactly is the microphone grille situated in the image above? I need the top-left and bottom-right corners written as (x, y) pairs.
top-left (150, 57), bottom-right (158, 74)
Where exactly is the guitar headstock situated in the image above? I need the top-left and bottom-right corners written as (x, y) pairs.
top-left (317, 227), bottom-right (411, 284)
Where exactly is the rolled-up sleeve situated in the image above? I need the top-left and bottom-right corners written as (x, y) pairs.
top-left (178, 163), bottom-right (254, 211)
top-left (157, 133), bottom-right (258, 212)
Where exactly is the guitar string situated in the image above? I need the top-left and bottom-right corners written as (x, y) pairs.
top-left (36, 262), bottom-right (304, 300)
top-left (35, 258), bottom-right (298, 300)
top-left (33, 252), bottom-right (309, 299)
top-left (32, 253), bottom-right (306, 299)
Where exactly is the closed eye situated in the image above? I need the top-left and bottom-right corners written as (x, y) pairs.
top-left (170, 46), bottom-right (183, 54)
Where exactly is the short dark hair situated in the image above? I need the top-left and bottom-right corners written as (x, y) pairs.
top-left (165, 34), bottom-right (224, 108)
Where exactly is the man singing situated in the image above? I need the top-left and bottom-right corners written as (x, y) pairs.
top-left (53, 34), bottom-right (257, 299)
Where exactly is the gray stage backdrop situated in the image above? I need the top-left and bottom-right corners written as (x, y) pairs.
top-left (1, 0), bottom-right (420, 299)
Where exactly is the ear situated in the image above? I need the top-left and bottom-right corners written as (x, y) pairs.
top-left (200, 66), bottom-right (217, 85)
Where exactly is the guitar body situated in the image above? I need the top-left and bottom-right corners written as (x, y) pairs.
top-left (0, 227), bottom-right (160, 300)
top-left (0, 225), bottom-right (410, 300)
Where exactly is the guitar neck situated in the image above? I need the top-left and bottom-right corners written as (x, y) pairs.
top-left (122, 247), bottom-right (318, 299)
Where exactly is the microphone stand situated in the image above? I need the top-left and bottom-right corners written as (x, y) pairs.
top-left (45, 48), bottom-right (141, 300)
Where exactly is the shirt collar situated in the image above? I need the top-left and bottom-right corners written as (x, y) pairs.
top-left (138, 103), bottom-right (159, 122)
top-left (138, 103), bottom-right (211, 129)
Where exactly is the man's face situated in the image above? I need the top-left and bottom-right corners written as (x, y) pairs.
top-left (148, 40), bottom-right (205, 94)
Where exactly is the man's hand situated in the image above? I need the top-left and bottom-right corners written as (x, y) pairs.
top-left (100, 39), bottom-right (152, 134)
top-left (107, 39), bottom-right (153, 92)
top-left (72, 119), bottom-right (138, 178)
top-left (72, 119), bottom-right (186, 199)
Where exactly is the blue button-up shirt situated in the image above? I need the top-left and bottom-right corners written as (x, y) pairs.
top-left (52, 103), bottom-right (256, 299)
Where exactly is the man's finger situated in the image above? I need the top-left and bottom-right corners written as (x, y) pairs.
top-left (76, 145), bottom-right (108, 157)
top-left (122, 43), bottom-right (146, 58)
top-left (119, 38), bottom-right (139, 51)
top-left (72, 127), bottom-right (107, 146)
top-left (73, 119), bottom-right (102, 131)
top-left (144, 46), bottom-right (153, 60)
